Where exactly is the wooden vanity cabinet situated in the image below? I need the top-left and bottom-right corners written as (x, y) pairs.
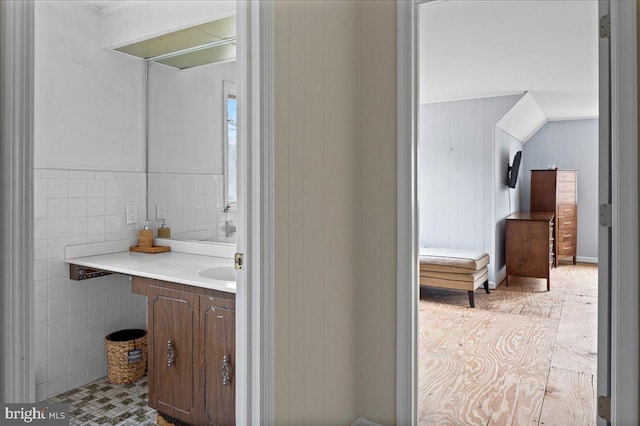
top-left (201, 295), bottom-right (235, 426)
top-left (148, 284), bottom-right (200, 422)
top-left (132, 277), bottom-right (236, 425)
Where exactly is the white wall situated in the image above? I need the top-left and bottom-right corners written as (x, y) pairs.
top-left (34, 1), bottom-right (146, 172)
top-left (418, 94), bottom-right (521, 285)
top-left (521, 119), bottom-right (599, 260)
top-left (34, 2), bottom-right (148, 400)
top-left (33, 169), bottom-right (148, 401)
top-left (494, 129), bottom-right (524, 278)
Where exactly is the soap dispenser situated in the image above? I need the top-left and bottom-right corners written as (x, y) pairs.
top-left (138, 220), bottom-right (153, 248)
top-left (158, 220), bottom-right (171, 238)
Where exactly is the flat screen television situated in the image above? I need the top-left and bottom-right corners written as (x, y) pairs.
top-left (506, 151), bottom-right (522, 188)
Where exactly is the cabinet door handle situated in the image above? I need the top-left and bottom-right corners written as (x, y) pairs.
top-left (167, 340), bottom-right (175, 367)
top-left (222, 355), bottom-right (232, 385)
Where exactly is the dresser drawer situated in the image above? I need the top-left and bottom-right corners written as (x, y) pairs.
top-left (558, 192), bottom-right (576, 204)
top-left (557, 230), bottom-right (576, 242)
top-left (557, 204), bottom-right (576, 218)
top-left (557, 240), bottom-right (576, 255)
top-left (557, 171), bottom-right (576, 183)
top-left (558, 218), bottom-right (577, 230)
top-left (558, 181), bottom-right (576, 193)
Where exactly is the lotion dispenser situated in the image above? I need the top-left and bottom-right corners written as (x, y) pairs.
top-left (158, 220), bottom-right (171, 238)
top-left (138, 220), bottom-right (153, 248)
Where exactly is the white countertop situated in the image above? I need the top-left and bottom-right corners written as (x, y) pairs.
top-left (66, 251), bottom-right (236, 293)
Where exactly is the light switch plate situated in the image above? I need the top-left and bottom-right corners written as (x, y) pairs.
top-left (126, 204), bottom-right (138, 225)
top-left (156, 203), bottom-right (168, 220)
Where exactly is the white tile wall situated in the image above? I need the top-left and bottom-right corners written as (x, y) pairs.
top-left (147, 172), bottom-right (236, 242)
top-left (34, 168), bottom-right (148, 400)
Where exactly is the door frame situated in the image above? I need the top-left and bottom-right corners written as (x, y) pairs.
top-left (396, 0), bottom-right (639, 424)
top-left (0, 0), bottom-right (35, 404)
top-left (0, 1), bottom-right (274, 420)
top-left (604, 0), bottom-right (639, 422)
top-left (236, 0), bottom-right (274, 424)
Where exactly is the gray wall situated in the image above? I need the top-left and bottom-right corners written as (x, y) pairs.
top-left (418, 94), bottom-right (522, 285)
top-left (521, 119), bottom-right (599, 260)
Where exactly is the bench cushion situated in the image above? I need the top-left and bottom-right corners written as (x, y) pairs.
top-left (420, 266), bottom-right (488, 291)
top-left (419, 247), bottom-right (490, 273)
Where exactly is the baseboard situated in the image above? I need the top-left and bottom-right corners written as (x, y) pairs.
top-left (490, 266), bottom-right (507, 289)
top-left (575, 256), bottom-right (598, 264)
top-left (352, 417), bottom-right (384, 426)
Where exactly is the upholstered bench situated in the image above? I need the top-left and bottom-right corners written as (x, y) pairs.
top-left (419, 247), bottom-right (490, 308)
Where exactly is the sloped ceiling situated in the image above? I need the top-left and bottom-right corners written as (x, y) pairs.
top-left (496, 93), bottom-right (546, 142)
top-left (419, 0), bottom-right (599, 121)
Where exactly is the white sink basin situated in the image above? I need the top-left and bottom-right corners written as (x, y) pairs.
top-left (198, 265), bottom-right (236, 282)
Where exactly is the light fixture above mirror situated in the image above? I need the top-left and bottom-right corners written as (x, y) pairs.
top-left (115, 15), bottom-right (236, 69)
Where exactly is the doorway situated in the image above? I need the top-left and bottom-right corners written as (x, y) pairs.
top-left (416, 2), bottom-right (598, 423)
top-left (396, 0), bottom-right (639, 424)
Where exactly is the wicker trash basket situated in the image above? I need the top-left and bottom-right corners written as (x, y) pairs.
top-left (105, 329), bottom-right (148, 384)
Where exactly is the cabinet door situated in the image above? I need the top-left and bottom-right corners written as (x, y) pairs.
top-left (148, 285), bottom-right (200, 423)
top-left (201, 295), bottom-right (236, 426)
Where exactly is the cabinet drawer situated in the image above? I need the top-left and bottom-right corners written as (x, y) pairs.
top-left (557, 204), bottom-right (576, 218)
top-left (557, 171), bottom-right (576, 183)
top-left (558, 192), bottom-right (576, 204)
top-left (557, 240), bottom-right (576, 255)
top-left (558, 218), bottom-right (577, 230)
top-left (557, 230), bottom-right (576, 242)
top-left (558, 181), bottom-right (576, 193)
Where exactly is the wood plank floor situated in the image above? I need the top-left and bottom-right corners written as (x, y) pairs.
top-left (419, 263), bottom-right (598, 426)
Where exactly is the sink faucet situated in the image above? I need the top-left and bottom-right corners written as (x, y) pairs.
top-left (222, 220), bottom-right (236, 237)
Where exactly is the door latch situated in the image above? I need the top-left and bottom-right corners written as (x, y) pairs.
top-left (234, 253), bottom-right (244, 271)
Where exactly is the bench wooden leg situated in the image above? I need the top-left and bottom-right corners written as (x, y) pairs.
top-left (467, 290), bottom-right (475, 308)
top-left (484, 280), bottom-right (490, 294)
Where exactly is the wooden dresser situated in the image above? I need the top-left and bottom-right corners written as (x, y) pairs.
top-left (530, 169), bottom-right (578, 266)
top-left (506, 212), bottom-right (555, 291)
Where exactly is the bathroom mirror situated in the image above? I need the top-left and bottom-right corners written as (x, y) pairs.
top-left (144, 22), bottom-right (238, 244)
